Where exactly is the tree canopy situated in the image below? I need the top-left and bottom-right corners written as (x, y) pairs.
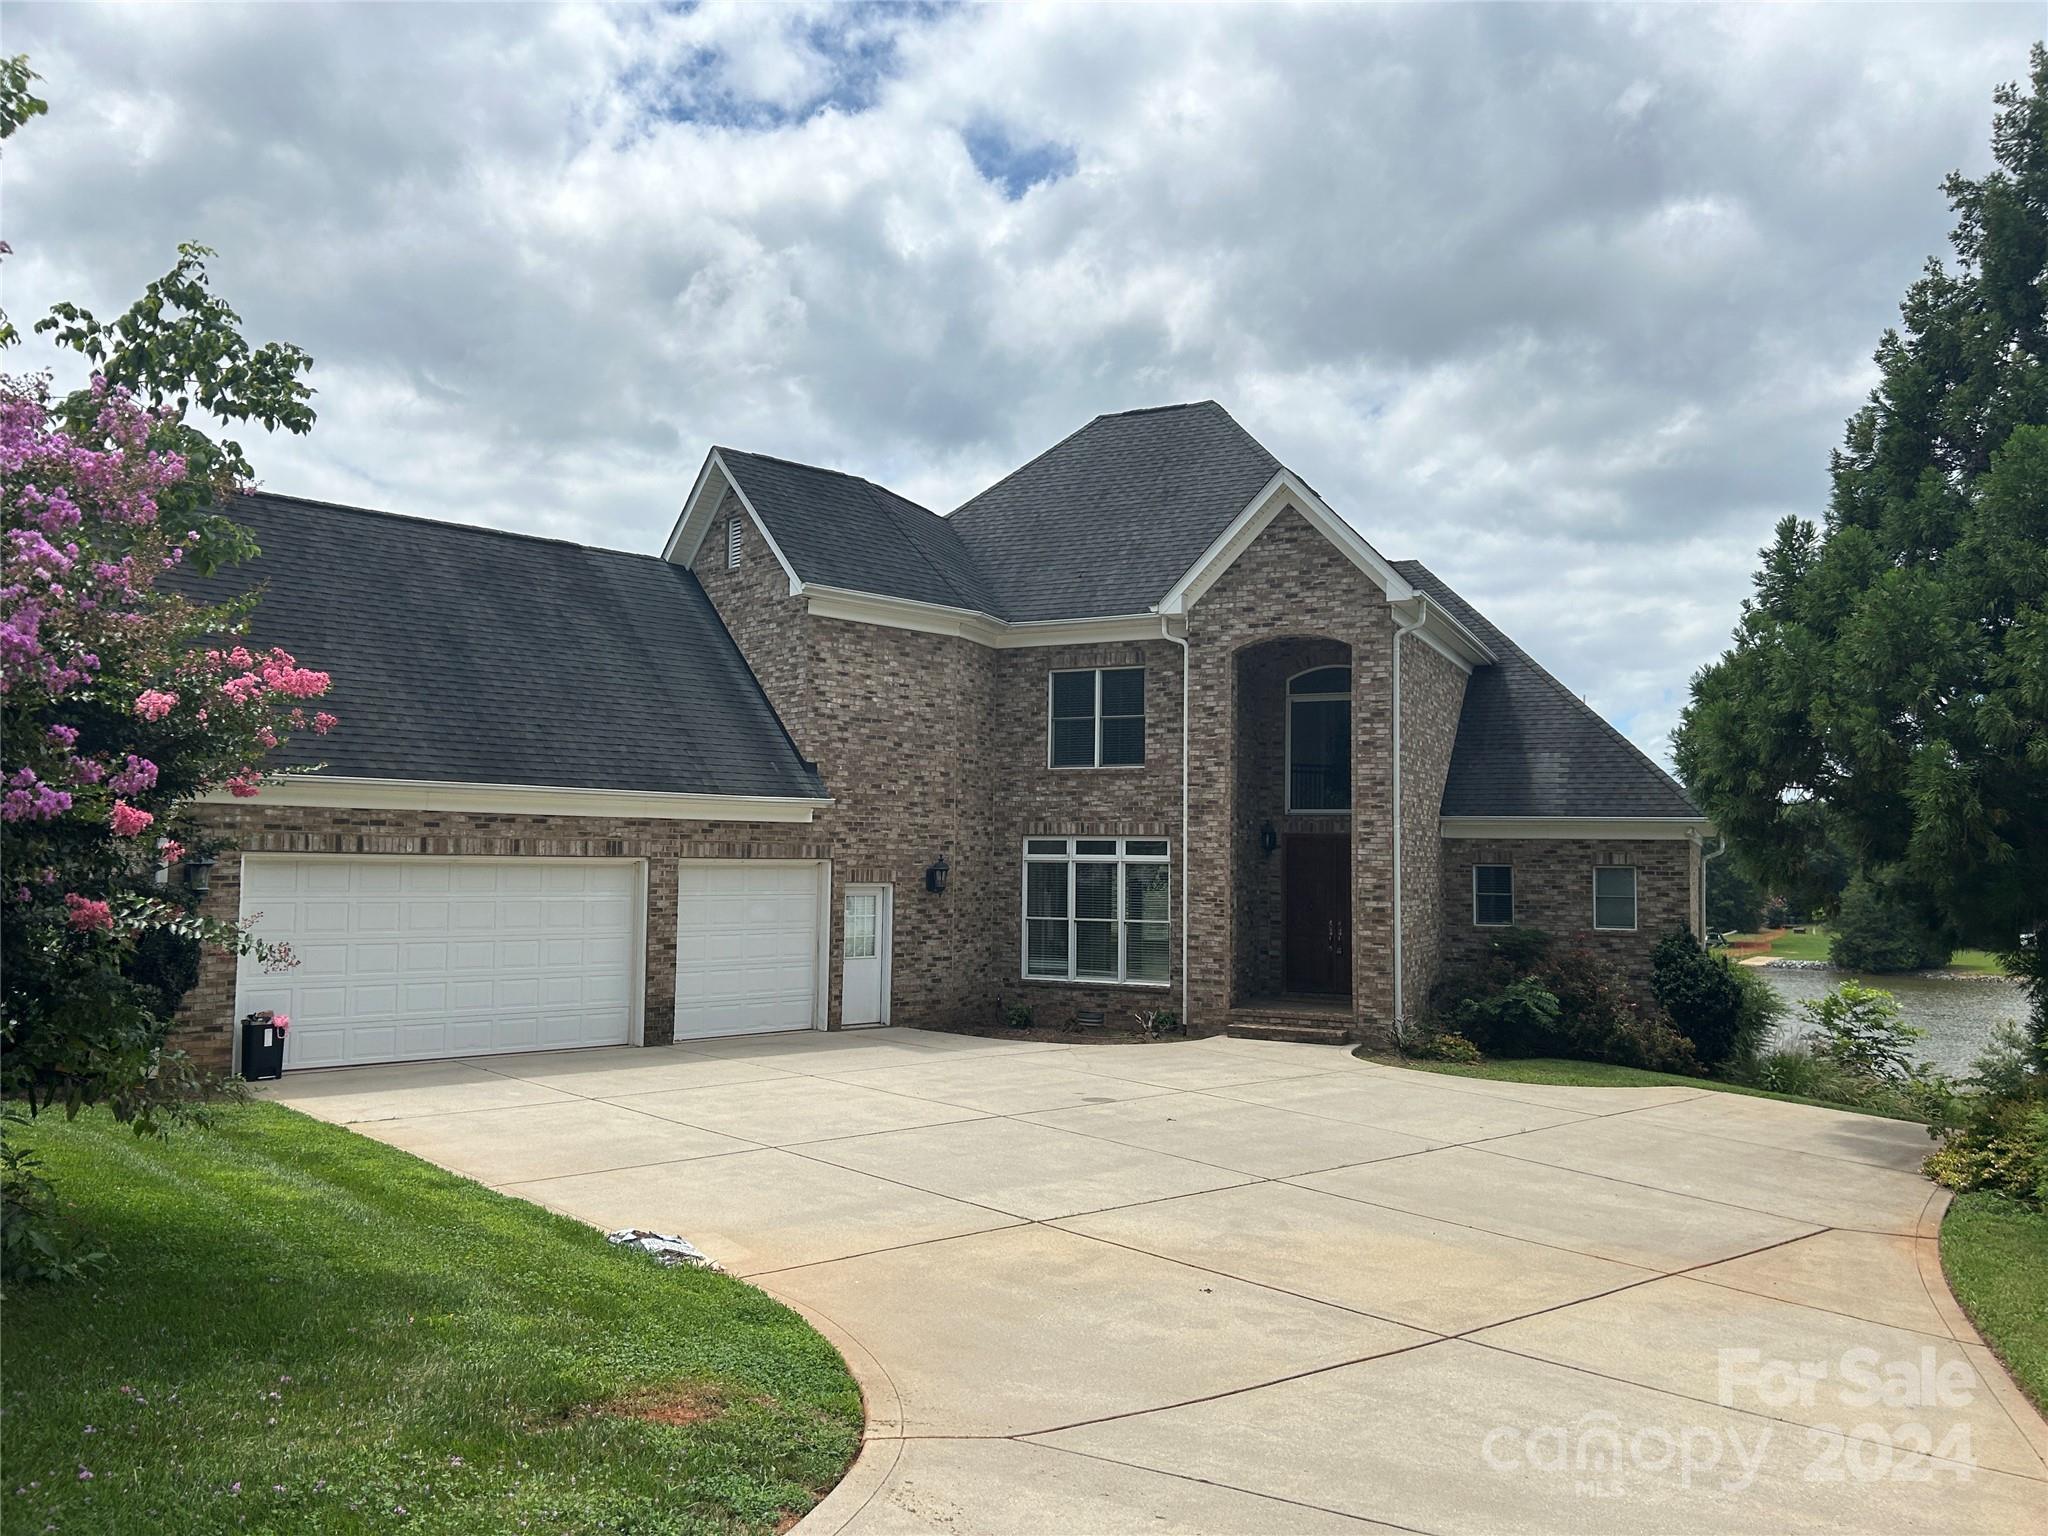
top-left (1675, 45), bottom-right (2048, 957)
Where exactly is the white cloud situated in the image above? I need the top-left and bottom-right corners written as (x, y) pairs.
top-left (6, 0), bottom-right (2039, 768)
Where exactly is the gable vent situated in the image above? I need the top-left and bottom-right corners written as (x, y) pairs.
top-left (727, 517), bottom-right (743, 568)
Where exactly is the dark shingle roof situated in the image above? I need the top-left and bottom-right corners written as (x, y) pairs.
top-left (717, 449), bottom-right (997, 614)
top-left (174, 492), bottom-right (826, 800)
top-left (945, 401), bottom-right (1283, 621)
top-left (1394, 560), bottom-right (1700, 820)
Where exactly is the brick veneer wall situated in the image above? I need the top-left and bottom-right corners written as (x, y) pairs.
top-left (1436, 836), bottom-right (1700, 1001)
top-left (168, 804), bottom-right (828, 1072)
top-left (1397, 637), bottom-right (1467, 1024)
top-left (1185, 507), bottom-right (1398, 1042)
top-left (696, 491), bottom-right (814, 746)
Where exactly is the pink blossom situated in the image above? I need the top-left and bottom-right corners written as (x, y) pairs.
top-left (46, 723), bottom-right (79, 746)
top-left (159, 838), bottom-right (185, 864)
top-left (64, 894), bottom-right (113, 932)
top-left (312, 711), bottom-right (338, 734)
top-left (134, 689), bottom-right (178, 721)
top-left (109, 799), bottom-right (155, 837)
top-left (2, 767), bottom-right (72, 822)
top-left (225, 771), bottom-right (262, 799)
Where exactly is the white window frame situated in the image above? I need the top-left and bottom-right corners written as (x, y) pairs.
top-left (1284, 666), bottom-right (1352, 814)
top-left (726, 516), bottom-right (743, 567)
top-left (1592, 865), bottom-right (1639, 931)
top-left (1020, 837), bottom-right (1171, 987)
top-left (1472, 864), bottom-right (1514, 927)
top-left (1046, 667), bottom-right (1145, 770)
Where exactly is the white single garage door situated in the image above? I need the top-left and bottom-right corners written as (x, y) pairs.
top-left (236, 857), bottom-right (640, 1069)
top-left (674, 862), bottom-right (823, 1039)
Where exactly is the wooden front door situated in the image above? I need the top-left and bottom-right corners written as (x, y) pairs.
top-left (1283, 834), bottom-right (1352, 995)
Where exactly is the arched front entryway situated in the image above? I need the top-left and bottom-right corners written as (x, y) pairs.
top-left (1231, 636), bottom-right (1354, 1008)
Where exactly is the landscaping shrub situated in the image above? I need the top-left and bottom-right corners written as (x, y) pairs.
top-left (1455, 979), bottom-right (1561, 1057)
top-left (1002, 1003), bottom-right (1034, 1030)
top-left (1828, 875), bottom-right (1953, 972)
top-left (1729, 964), bottom-right (1787, 1065)
top-left (1650, 929), bottom-right (1751, 1068)
top-left (1924, 1023), bottom-right (2048, 1207)
top-left (1408, 1029), bottom-right (1482, 1064)
top-left (1801, 981), bottom-right (1927, 1087)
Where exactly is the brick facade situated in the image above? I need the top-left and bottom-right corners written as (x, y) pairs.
top-left (1437, 835), bottom-right (1701, 1000)
top-left (169, 803), bottom-right (827, 1072)
top-left (172, 494), bottom-right (1694, 1068)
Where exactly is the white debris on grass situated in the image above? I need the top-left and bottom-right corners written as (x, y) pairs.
top-left (607, 1229), bottom-right (721, 1271)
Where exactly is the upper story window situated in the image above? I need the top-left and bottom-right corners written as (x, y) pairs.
top-left (727, 517), bottom-right (743, 567)
top-left (1287, 666), bottom-right (1351, 812)
top-left (1593, 865), bottom-right (1638, 931)
top-left (1473, 865), bottom-right (1514, 926)
top-left (1049, 667), bottom-right (1144, 768)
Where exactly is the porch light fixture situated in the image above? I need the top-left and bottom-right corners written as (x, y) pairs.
top-left (925, 853), bottom-right (950, 895)
top-left (184, 851), bottom-right (218, 897)
top-left (1259, 821), bottom-right (1278, 858)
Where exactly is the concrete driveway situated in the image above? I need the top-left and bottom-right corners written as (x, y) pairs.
top-left (267, 1027), bottom-right (2046, 1534)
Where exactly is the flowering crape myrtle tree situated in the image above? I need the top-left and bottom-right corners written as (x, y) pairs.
top-left (2, 363), bottom-right (335, 1123)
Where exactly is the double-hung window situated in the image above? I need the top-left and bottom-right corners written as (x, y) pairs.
top-left (1023, 838), bottom-right (1170, 984)
top-left (1473, 865), bottom-right (1514, 926)
top-left (1049, 668), bottom-right (1144, 768)
top-left (1593, 866), bottom-right (1638, 931)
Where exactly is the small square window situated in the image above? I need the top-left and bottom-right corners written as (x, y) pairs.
top-left (1047, 667), bottom-right (1145, 768)
top-left (1593, 866), bottom-right (1638, 931)
top-left (1473, 865), bottom-right (1513, 926)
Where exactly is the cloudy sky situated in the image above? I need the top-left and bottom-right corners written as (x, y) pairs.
top-left (5, 2), bottom-right (2039, 765)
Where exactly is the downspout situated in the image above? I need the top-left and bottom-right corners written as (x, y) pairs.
top-left (1698, 833), bottom-right (1726, 938)
top-left (1162, 614), bottom-right (1192, 1033)
top-left (1390, 597), bottom-right (1428, 1043)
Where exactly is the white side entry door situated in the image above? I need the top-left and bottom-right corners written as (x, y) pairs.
top-left (841, 884), bottom-right (891, 1027)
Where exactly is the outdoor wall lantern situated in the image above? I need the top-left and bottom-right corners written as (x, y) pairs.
top-left (184, 851), bottom-right (218, 897)
top-left (1259, 821), bottom-right (1278, 858)
top-left (925, 853), bottom-right (950, 895)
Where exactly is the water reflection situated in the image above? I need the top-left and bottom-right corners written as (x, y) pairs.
top-left (1752, 965), bottom-right (2028, 1077)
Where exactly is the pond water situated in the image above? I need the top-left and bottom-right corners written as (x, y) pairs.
top-left (1754, 965), bottom-right (2029, 1077)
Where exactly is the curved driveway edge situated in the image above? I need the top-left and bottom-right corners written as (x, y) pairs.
top-left (266, 1028), bottom-right (2047, 1534)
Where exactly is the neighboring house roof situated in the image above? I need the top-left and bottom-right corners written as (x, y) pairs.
top-left (716, 449), bottom-right (999, 615)
top-left (1395, 560), bottom-right (1701, 821)
top-left (174, 492), bottom-right (827, 801)
top-left (946, 401), bottom-right (1284, 621)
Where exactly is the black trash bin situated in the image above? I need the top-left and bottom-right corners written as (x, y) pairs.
top-left (240, 1012), bottom-right (286, 1082)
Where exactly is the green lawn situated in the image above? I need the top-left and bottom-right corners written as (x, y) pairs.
top-left (1722, 927), bottom-right (2007, 975)
top-left (1940, 1192), bottom-right (2048, 1414)
top-left (2, 1102), bottom-right (861, 1534)
top-left (1362, 1052), bottom-right (1926, 1120)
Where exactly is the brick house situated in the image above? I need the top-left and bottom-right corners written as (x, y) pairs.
top-left (170, 401), bottom-right (1705, 1072)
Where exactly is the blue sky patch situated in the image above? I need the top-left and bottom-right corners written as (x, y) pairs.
top-left (963, 121), bottom-right (1078, 200)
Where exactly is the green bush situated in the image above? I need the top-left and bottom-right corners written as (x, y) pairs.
top-left (1747, 1047), bottom-right (1871, 1104)
top-left (1002, 1003), bottom-right (1034, 1030)
top-left (1801, 981), bottom-right (1927, 1086)
top-left (1828, 875), bottom-right (1953, 972)
top-left (1650, 929), bottom-right (1750, 1068)
top-left (1456, 980), bottom-right (1561, 1056)
top-left (1411, 1029), bottom-right (1483, 1064)
top-left (1729, 965), bottom-right (1788, 1066)
top-left (1925, 1023), bottom-right (2048, 1207)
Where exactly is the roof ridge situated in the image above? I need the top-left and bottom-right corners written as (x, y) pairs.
top-left (1399, 559), bottom-right (1695, 805)
top-left (945, 412), bottom-right (1114, 523)
top-left (1091, 399), bottom-right (1221, 420)
top-left (234, 489), bottom-right (657, 561)
top-left (716, 445), bottom-right (939, 517)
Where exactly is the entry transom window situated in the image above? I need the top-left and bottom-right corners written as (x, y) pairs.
top-left (1593, 866), bottom-right (1638, 931)
top-left (1287, 666), bottom-right (1351, 812)
top-left (1049, 668), bottom-right (1144, 768)
top-left (1023, 837), bottom-right (1170, 984)
top-left (1473, 865), bottom-right (1514, 927)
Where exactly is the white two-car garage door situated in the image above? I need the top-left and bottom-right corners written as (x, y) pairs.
top-left (237, 857), bottom-right (640, 1069)
top-left (673, 862), bottom-right (824, 1039)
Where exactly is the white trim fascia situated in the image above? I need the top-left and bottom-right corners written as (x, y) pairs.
top-left (802, 584), bottom-right (1162, 648)
top-left (1393, 594), bottom-right (1493, 671)
top-left (1440, 816), bottom-right (1711, 841)
top-left (201, 775), bottom-right (831, 823)
top-left (1157, 469), bottom-right (1418, 616)
top-left (663, 450), bottom-right (804, 596)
